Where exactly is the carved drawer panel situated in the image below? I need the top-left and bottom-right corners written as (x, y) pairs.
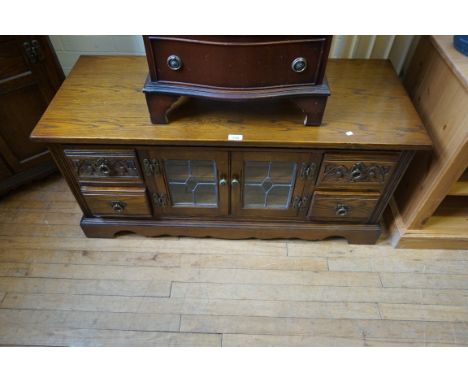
top-left (316, 152), bottom-right (399, 190)
top-left (64, 149), bottom-right (142, 183)
top-left (308, 191), bottom-right (380, 223)
top-left (81, 186), bottom-right (152, 218)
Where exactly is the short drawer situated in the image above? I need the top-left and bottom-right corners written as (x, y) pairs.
top-left (82, 186), bottom-right (152, 217)
top-left (65, 149), bottom-right (142, 182)
top-left (316, 152), bottom-right (399, 190)
top-left (146, 36), bottom-right (330, 88)
top-left (308, 191), bottom-right (380, 223)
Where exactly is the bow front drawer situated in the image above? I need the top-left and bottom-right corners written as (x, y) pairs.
top-left (146, 36), bottom-right (330, 88)
top-left (316, 152), bottom-right (399, 190)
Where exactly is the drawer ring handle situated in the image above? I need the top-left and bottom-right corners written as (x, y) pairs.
top-left (98, 163), bottom-right (111, 175)
top-left (350, 162), bottom-right (365, 181)
top-left (291, 57), bottom-right (307, 73)
top-left (167, 55), bottom-right (182, 71)
top-left (351, 169), bottom-right (362, 179)
top-left (336, 204), bottom-right (349, 217)
top-left (110, 201), bottom-right (126, 213)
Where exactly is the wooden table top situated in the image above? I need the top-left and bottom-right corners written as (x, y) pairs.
top-left (31, 56), bottom-right (432, 150)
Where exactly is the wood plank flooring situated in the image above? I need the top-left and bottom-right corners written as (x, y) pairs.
top-left (0, 174), bottom-right (467, 346)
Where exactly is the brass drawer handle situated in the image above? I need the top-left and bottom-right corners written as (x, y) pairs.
top-left (98, 162), bottom-right (111, 176)
top-left (291, 57), bottom-right (307, 73)
top-left (350, 162), bottom-right (365, 181)
top-left (110, 201), bottom-right (126, 213)
top-left (167, 55), bottom-right (182, 71)
top-left (336, 204), bottom-right (349, 217)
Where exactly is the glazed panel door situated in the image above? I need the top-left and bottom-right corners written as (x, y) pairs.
top-left (230, 151), bottom-right (320, 219)
top-left (140, 148), bottom-right (229, 217)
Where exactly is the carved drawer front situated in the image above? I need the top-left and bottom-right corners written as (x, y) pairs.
top-left (146, 36), bottom-right (330, 88)
top-left (81, 186), bottom-right (152, 217)
top-left (308, 191), bottom-right (380, 223)
top-left (316, 152), bottom-right (399, 190)
top-left (64, 149), bottom-right (142, 182)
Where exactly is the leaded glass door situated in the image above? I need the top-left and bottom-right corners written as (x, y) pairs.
top-left (140, 148), bottom-right (229, 217)
top-left (231, 151), bottom-right (319, 219)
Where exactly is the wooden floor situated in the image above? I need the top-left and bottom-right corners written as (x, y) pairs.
top-left (0, 174), bottom-right (467, 346)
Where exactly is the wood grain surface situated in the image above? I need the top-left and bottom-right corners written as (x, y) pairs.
top-left (31, 56), bottom-right (431, 150)
top-left (0, 174), bottom-right (467, 346)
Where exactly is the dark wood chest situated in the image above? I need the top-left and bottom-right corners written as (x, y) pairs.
top-left (143, 36), bottom-right (332, 126)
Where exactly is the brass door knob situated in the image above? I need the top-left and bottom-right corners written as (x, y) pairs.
top-left (219, 178), bottom-right (227, 186)
top-left (231, 177), bottom-right (240, 186)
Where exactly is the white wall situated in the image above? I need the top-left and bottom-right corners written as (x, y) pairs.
top-left (50, 36), bottom-right (145, 75)
top-left (50, 35), bottom-right (418, 76)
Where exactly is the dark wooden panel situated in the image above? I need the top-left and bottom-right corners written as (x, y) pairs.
top-left (81, 186), bottom-right (152, 218)
top-left (308, 191), bottom-right (380, 223)
top-left (0, 83), bottom-right (49, 165)
top-left (0, 36), bottom-right (63, 180)
top-left (0, 156), bottom-right (12, 181)
top-left (147, 36), bottom-right (331, 87)
top-left (0, 160), bottom-right (56, 197)
top-left (0, 38), bottom-right (29, 80)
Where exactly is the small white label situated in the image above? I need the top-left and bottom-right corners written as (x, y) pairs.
top-left (228, 134), bottom-right (243, 141)
top-left (345, 131), bottom-right (354, 136)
